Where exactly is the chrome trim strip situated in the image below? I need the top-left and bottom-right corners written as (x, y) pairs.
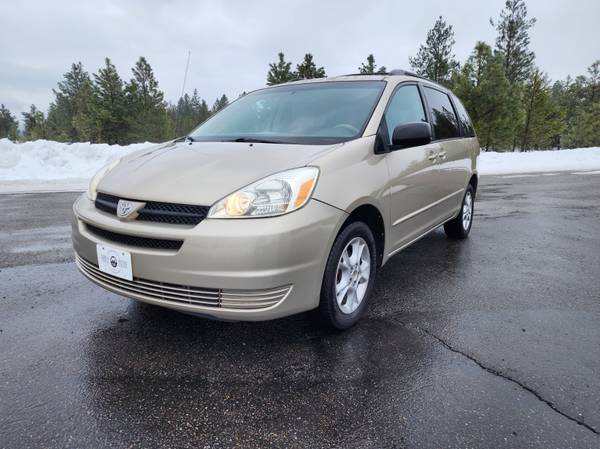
top-left (387, 212), bottom-right (458, 259)
top-left (392, 189), bottom-right (464, 227)
top-left (75, 254), bottom-right (292, 311)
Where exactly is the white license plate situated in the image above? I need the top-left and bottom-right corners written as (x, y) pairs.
top-left (96, 244), bottom-right (133, 281)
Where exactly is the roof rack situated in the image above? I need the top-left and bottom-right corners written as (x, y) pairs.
top-left (340, 73), bottom-right (387, 77)
top-left (340, 69), bottom-right (429, 81)
top-left (387, 69), bottom-right (428, 80)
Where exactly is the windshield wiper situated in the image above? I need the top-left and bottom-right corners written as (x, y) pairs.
top-left (174, 135), bottom-right (196, 143)
top-left (225, 137), bottom-right (284, 144)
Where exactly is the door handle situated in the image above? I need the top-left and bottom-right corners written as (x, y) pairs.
top-left (427, 151), bottom-right (437, 161)
top-left (438, 150), bottom-right (447, 160)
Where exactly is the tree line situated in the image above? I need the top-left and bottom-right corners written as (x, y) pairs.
top-left (0, 0), bottom-right (598, 150)
top-left (0, 57), bottom-right (230, 145)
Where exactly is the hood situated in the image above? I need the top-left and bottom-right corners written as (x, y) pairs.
top-left (98, 141), bottom-right (341, 205)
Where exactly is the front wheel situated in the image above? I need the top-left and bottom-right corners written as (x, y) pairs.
top-left (318, 222), bottom-right (377, 330)
top-left (444, 184), bottom-right (474, 239)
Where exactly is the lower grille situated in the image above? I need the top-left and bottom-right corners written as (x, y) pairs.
top-left (85, 224), bottom-right (183, 250)
top-left (75, 255), bottom-right (291, 310)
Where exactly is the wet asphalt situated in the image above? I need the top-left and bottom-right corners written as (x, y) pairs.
top-left (1, 172), bottom-right (599, 449)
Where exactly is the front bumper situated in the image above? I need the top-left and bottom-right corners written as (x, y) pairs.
top-left (72, 194), bottom-right (346, 321)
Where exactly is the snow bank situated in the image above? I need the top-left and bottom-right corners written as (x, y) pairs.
top-left (0, 139), bottom-right (154, 193)
top-left (479, 147), bottom-right (600, 175)
top-left (1, 138), bottom-right (600, 193)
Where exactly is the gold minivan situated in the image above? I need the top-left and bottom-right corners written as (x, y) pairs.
top-left (72, 70), bottom-right (479, 329)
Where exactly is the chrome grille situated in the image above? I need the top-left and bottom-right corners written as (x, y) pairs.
top-left (95, 192), bottom-right (209, 225)
top-left (75, 255), bottom-right (291, 310)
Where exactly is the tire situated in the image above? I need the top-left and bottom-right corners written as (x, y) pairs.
top-left (318, 221), bottom-right (377, 330)
top-left (444, 184), bottom-right (475, 239)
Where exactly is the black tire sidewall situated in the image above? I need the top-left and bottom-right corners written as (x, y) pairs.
top-left (320, 222), bottom-right (377, 330)
top-left (445, 184), bottom-right (475, 239)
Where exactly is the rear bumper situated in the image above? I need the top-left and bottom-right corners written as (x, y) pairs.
top-left (72, 194), bottom-right (346, 321)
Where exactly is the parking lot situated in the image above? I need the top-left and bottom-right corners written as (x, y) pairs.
top-left (1, 172), bottom-right (599, 448)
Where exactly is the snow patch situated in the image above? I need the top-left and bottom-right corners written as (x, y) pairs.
top-left (479, 147), bottom-right (600, 175)
top-left (0, 138), bottom-right (154, 193)
top-left (572, 170), bottom-right (600, 175)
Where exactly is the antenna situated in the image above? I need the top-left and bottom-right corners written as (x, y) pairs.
top-left (176, 50), bottom-right (192, 137)
top-left (180, 50), bottom-right (191, 99)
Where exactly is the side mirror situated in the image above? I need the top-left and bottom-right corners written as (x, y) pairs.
top-left (391, 122), bottom-right (432, 149)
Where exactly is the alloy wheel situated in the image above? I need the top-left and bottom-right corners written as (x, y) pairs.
top-left (335, 237), bottom-right (370, 314)
top-left (462, 191), bottom-right (473, 230)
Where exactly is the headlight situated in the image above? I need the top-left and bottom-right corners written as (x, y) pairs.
top-left (208, 167), bottom-right (319, 218)
top-left (86, 158), bottom-right (121, 201)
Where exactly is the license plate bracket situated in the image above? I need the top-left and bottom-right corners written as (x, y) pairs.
top-left (96, 244), bottom-right (133, 281)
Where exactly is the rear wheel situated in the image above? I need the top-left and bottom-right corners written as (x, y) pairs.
top-left (444, 184), bottom-right (474, 239)
top-left (318, 222), bottom-right (377, 330)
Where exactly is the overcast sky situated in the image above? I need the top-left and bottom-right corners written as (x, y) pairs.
top-left (1, 0), bottom-right (598, 119)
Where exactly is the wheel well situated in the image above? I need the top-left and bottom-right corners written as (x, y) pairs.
top-left (469, 174), bottom-right (478, 195)
top-left (341, 204), bottom-right (385, 267)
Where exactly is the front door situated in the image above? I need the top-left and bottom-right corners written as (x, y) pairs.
top-left (384, 84), bottom-right (442, 253)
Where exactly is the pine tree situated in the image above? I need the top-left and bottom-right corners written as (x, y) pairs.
top-left (197, 98), bottom-right (211, 124)
top-left (190, 89), bottom-right (201, 112)
top-left (358, 54), bottom-right (386, 74)
top-left (172, 90), bottom-right (211, 136)
top-left (564, 102), bottom-right (600, 148)
top-left (22, 104), bottom-right (47, 140)
top-left (585, 60), bottom-right (600, 103)
top-left (491, 0), bottom-right (536, 83)
top-left (559, 60), bottom-right (600, 147)
top-left (553, 62), bottom-right (599, 120)
top-left (125, 57), bottom-right (169, 142)
top-left (409, 16), bottom-right (458, 84)
top-left (46, 62), bottom-right (94, 142)
top-left (0, 104), bottom-right (19, 140)
top-left (128, 57), bottom-right (164, 108)
top-left (72, 80), bottom-right (97, 142)
top-left (552, 77), bottom-right (578, 120)
top-left (92, 58), bottom-right (128, 144)
top-left (519, 69), bottom-right (564, 150)
top-left (174, 93), bottom-right (193, 136)
top-left (266, 52), bottom-right (297, 85)
top-left (452, 42), bottom-right (518, 150)
top-left (211, 94), bottom-right (229, 114)
top-left (296, 54), bottom-right (326, 79)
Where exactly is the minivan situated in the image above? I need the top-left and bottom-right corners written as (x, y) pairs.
top-left (72, 70), bottom-right (479, 329)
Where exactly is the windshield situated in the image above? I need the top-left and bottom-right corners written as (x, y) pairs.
top-left (189, 81), bottom-right (386, 145)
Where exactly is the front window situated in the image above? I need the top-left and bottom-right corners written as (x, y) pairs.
top-left (189, 81), bottom-right (386, 145)
top-left (385, 85), bottom-right (427, 142)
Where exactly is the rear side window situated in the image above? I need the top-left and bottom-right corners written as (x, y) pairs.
top-left (452, 96), bottom-right (475, 137)
top-left (385, 85), bottom-right (427, 142)
top-left (423, 87), bottom-right (460, 140)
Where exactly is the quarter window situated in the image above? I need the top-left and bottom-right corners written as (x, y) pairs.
top-left (452, 95), bottom-right (476, 137)
top-left (385, 85), bottom-right (427, 142)
top-left (423, 87), bottom-right (460, 140)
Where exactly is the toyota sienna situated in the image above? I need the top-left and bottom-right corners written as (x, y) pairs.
top-left (72, 70), bottom-right (479, 329)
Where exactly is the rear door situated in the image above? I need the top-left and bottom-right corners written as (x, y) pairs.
top-left (384, 83), bottom-right (443, 252)
top-left (421, 86), bottom-right (470, 217)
